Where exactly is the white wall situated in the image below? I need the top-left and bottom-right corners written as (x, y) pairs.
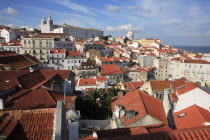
top-left (174, 88), bottom-right (210, 112)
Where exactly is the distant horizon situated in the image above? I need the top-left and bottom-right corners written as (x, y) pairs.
top-left (1, 0), bottom-right (210, 46)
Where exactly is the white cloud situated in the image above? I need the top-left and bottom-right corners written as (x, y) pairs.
top-left (53, 0), bottom-right (92, 14)
top-left (6, 24), bottom-right (18, 28)
top-left (1, 7), bottom-right (19, 16)
top-left (106, 24), bottom-right (143, 32)
top-left (106, 5), bottom-right (119, 12)
top-left (128, 6), bottom-right (137, 10)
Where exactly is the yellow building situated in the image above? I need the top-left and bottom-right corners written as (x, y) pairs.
top-left (21, 37), bottom-right (54, 60)
top-left (136, 38), bottom-right (162, 47)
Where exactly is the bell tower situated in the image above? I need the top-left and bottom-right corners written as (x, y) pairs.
top-left (41, 14), bottom-right (54, 33)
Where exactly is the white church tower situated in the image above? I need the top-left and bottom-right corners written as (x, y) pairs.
top-left (41, 15), bottom-right (54, 33)
top-left (127, 28), bottom-right (134, 40)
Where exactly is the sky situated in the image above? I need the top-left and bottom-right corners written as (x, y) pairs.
top-left (0, 0), bottom-right (210, 46)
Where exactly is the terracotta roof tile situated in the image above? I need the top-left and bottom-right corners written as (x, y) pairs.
top-left (171, 77), bottom-right (187, 90)
top-left (4, 89), bottom-right (56, 110)
top-left (150, 81), bottom-right (171, 90)
top-left (170, 92), bottom-right (179, 102)
top-left (174, 104), bottom-right (210, 129)
top-left (183, 59), bottom-right (210, 64)
top-left (175, 82), bottom-right (198, 95)
top-left (97, 126), bottom-right (149, 139)
top-left (0, 108), bottom-right (56, 140)
top-left (50, 49), bottom-right (65, 54)
top-left (0, 113), bottom-right (18, 138)
top-left (111, 90), bottom-right (168, 126)
top-left (124, 81), bottom-right (144, 90)
top-left (77, 78), bottom-right (97, 86)
top-left (67, 51), bottom-right (83, 56)
top-left (0, 51), bottom-right (18, 57)
top-left (0, 54), bottom-right (41, 70)
top-left (101, 64), bottom-right (123, 75)
top-left (17, 70), bottom-right (46, 89)
top-left (96, 76), bottom-right (107, 82)
top-left (97, 123), bottom-right (171, 139)
top-left (99, 126), bottom-right (210, 140)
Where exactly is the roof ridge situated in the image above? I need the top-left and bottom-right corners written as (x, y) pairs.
top-left (39, 90), bottom-right (57, 105)
top-left (22, 54), bottom-right (36, 65)
top-left (194, 104), bottom-right (209, 122)
top-left (137, 91), bottom-right (148, 115)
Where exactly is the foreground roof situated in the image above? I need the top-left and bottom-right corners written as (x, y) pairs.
top-left (99, 126), bottom-right (210, 140)
top-left (0, 108), bottom-right (56, 140)
top-left (174, 104), bottom-right (210, 129)
top-left (111, 90), bottom-right (168, 126)
top-left (150, 80), bottom-right (171, 90)
top-left (97, 123), bottom-right (170, 139)
top-left (101, 64), bottom-right (123, 75)
top-left (0, 54), bottom-right (41, 70)
top-left (4, 89), bottom-right (76, 110)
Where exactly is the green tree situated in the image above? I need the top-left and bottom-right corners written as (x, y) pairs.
top-left (76, 88), bottom-right (118, 119)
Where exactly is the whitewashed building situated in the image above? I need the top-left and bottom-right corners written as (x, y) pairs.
top-left (41, 15), bottom-right (103, 39)
top-left (169, 58), bottom-right (210, 86)
top-left (43, 50), bottom-right (86, 71)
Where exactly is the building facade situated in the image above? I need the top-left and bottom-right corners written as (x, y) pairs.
top-left (41, 16), bottom-right (103, 39)
top-left (21, 37), bottom-right (54, 60)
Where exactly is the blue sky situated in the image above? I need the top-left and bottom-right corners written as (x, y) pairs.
top-left (0, 0), bottom-right (210, 46)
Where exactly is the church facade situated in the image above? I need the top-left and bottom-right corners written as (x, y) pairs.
top-left (41, 15), bottom-right (103, 39)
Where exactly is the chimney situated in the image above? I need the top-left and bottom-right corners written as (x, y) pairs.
top-left (126, 110), bottom-right (136, 120)
top-left (29, 67), bottom-right (33, 72)
top-left (117, 91), bottom-right (125, 98)
top-left (0, 99), bottom-right (4, 109)
top-left (54, 101), bottom-right (67, 140)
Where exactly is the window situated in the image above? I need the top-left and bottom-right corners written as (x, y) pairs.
top-left (200, 65), bottom-right (202, 68)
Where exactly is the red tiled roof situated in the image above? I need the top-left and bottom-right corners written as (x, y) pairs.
top-left (0, 108), bottom-right (56, 140)
top-left (0, 54), bottom-right (41, 70)
top-left (16, 70), bottom-right (72, 90)
top-left (171, 77), bottom-right (187, 90)
top-left (50, 49), bottom-right (65, 54)
top-left (0, 51), bottom-right (18, 57)
top-left (0, 113), bottom-right (18, 138)
top-left (100, 57), bottom-right (130, 62)
top-left (4, 89), bottom-right (56, 110)
top-left (124, 81), bottom-right (144, 90)
top-left (111, 90), bottom-right (168, 126)
top-left (4, 88), bottom-right (76, 110)
top-left (170, 92), bottom-right (179, 102)
top-left (97, 123), bottom-right (171, 139)
top-left (67, 51), bottom-right (83, 56)
top-left (174, 104), bottom-right (210, 129)
top-left (77, 78), bottom-right (96, 86)
top-left (175, 82), bottom-right (198, 95)
top-left (97, 126), bottom-right (149, 139)
top-left (17, 70), bottom-right (46, 89)
top-left (0, 70), bottom-right (30, 92)
top-left (99, 126), bottom-right (210, 140)
top-left (8, 39), bottom-right (20, 44)
top-left (96, 76), bottom-right (107, 82)
top-left (183, 59), bottom-right (210, 64)
top-left (101, 64), bottom-right (123, 75)
top-left (150, 81), bottom-right (171, 90)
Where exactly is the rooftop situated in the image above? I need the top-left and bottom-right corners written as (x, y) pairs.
top-left (174, 104), bottom-right (210, 129)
